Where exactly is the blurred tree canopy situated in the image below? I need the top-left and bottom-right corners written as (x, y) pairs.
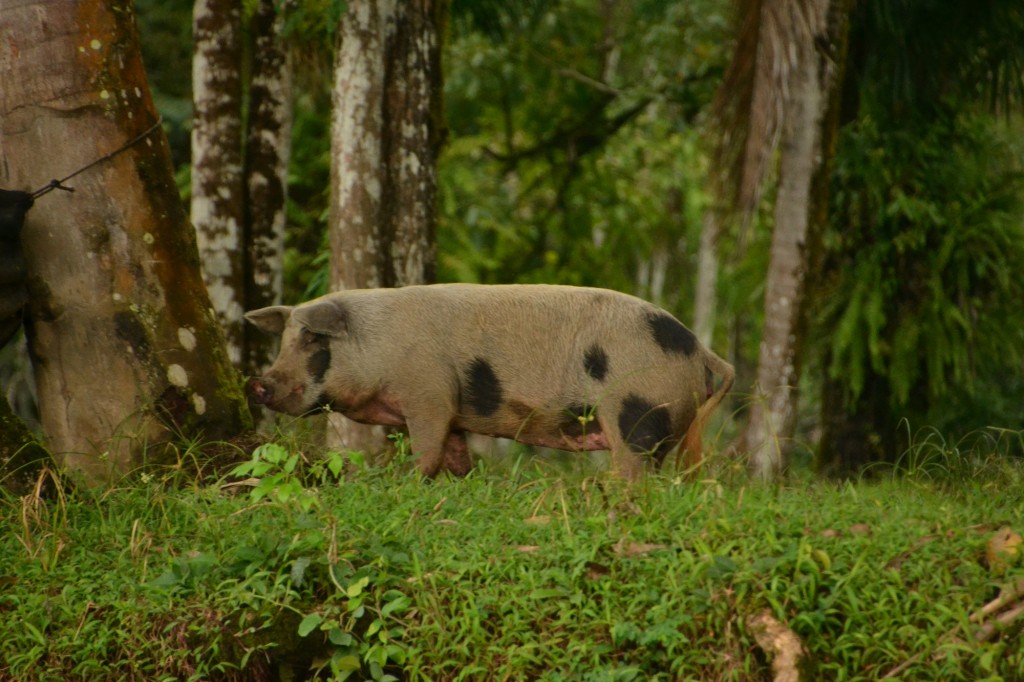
top-left (439, 0), bottom-right (730, 308)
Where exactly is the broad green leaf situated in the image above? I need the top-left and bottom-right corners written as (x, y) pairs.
top-left (297, 612), bottom-right (323, 637)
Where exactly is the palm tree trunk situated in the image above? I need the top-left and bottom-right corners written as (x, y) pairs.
top-left (742, 0), bottom-right (832, 481)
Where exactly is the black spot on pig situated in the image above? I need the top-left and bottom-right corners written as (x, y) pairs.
top-left (646, 311), bottom-right (696, 356)
top-left (308, 347), bottom-right (331, 384)
top-left (618, 393), bottom-right (673, 463)
top-left (583, 344), bottom-right (609, 381)
top-left (561, 402), bottom-right (599, 438)
top-left (464, 357), bottom-right (503, 416)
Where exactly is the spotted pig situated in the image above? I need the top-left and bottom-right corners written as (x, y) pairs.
top-left (245, 283), bottom-right (734, 480)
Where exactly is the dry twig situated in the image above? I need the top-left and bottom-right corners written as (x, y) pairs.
top-left (746, 610), bottom-right (808, 682)
top-left (882, 577), bottom-right (1024, 678)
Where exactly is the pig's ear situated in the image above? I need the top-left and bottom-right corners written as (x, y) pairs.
top-left (292, 298), bottom-right (348, 336)
top-left (244, 306), bottom-right (293, 335)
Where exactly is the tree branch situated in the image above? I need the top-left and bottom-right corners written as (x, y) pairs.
top-left (484, 93), bottom-right (650, 171)
top-left (746, 610), bottom-right (808, 682)
top-left (882, 577), bottom-right (1024, 679)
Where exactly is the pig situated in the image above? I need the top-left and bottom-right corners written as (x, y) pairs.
top-left (245, 284), bottom-right (734, 480)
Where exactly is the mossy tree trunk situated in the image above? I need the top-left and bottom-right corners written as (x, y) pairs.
top-left (0, 0), bottom-right (250, 485)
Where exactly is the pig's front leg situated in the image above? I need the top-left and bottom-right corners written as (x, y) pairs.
top-left (404, 413), bottom-right (455, 478)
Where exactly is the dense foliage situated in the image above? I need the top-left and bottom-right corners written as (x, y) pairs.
top-left (812, 0), bottom-right (1024, 459)
top-left (820, 114), bottom-right (1024, 429)
top-left (440, 0), bottom-right (728, 303)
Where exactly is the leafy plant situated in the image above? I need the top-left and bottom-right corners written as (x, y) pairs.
top-left (439, 0), bottom-right (730, 314)
top-left (819, 113), bottom-right (1024, 429)
top-left (230, 443), bottom-right (356, 511)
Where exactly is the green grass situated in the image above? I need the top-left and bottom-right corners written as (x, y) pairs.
top-left (1, 444), bottom-right (1022, 681)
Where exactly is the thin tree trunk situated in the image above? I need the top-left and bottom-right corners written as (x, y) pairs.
top-left (693, 209), bottom-right (720, 348)
top-left (635, 187), bottom-right (677, 305)
top-left (384, 0), bottom-right (443, 287)
top-left (192, 0), bottom-right (245, 365)
top-left (743, 70), bottom-right (821, 478)
top-left (0, 0), bottom-right (249, 484)
top-left (327, 0), bottom-right (445, 456)
top-left (743, 0), bottom-right (831, 481)
top-left (328, 0), bottom-right (391, 456)
top-left (244, 0), bottom-right (292, 378)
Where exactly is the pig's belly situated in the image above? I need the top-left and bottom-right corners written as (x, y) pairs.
top-left (506, 430), bottom-right (611, 452)
top-left (338, 390), bottom-right (613, 452)
top-left (454, 404), bottom-right (611, 452)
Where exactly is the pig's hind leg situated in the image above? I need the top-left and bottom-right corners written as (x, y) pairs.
top-left (605, 432), bottom-right (646, 481)
top-left (404, 420), bottom-right (472, 477)
top-left (443, 430), bottom-right (473, 476)
top-left (604, 394), bottom-right (677, 481)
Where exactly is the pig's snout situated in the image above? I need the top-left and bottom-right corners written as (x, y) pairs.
top-left (247, 377), bottom-right (274, 405)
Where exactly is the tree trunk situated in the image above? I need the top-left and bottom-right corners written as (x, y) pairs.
top-left (192, 0), bottom-right (246, 366)
top-left (693, 209), bottom-right (720, 348)
top-left (244, 0), bottom-right (292, 378)
top-left (327, 0), bottom-right (445, 456)
top-left (0, 0), bottom-right (249, 484)
top-left (742, 0), bottom-right (831, 481)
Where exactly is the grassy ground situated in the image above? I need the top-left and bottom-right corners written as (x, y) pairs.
top-left (1, 439), bottom-right (1022, 681)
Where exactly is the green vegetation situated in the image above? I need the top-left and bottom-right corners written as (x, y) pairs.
top-left (439, 0), bottom-right (727, 301)
top-left (2, 438), bottom-right (1022, 680)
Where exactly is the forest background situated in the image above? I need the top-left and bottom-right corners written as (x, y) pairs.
top-left (145, 0), bottom-right (1024, 474)
top-left (2, 0), bottom-right (1024, 481)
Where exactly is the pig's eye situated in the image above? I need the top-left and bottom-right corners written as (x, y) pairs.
top-left (300, 330), bottom-right (323, 348)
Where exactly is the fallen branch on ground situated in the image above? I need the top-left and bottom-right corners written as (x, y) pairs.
top-left (882, 577), bottom-right (1024, 679)
top-left (746, 610), bottom-right (808, 682)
